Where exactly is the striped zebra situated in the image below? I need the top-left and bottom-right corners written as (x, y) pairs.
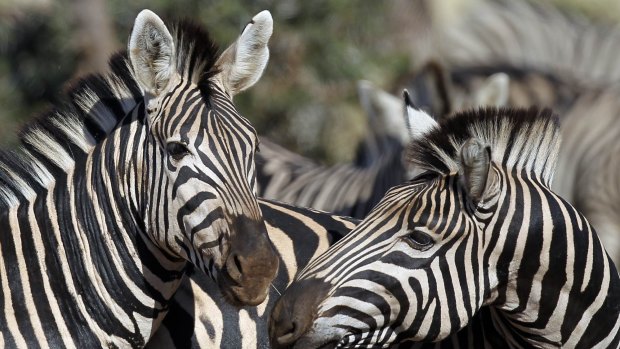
top-left (146, 198), bottom-right (359, 348)
top-left (428, 0), bottom-right (620, 267)
top-left (269, 102), bottom-right (620, 348)
top-left (256, 136), bottom-right (406, 219)
top-left (0, 9), bottom-right (279, 348)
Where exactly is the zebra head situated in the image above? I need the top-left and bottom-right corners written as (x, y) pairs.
top-left (128, 10), bottom-right (278, 306)
top-left (269, 103), bottom-right (585, 348)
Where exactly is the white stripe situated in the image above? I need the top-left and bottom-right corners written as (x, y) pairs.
top-left (27, 197), bottom-right (77, 349)
top-left (0, 208), bottom-right (28, 348)
top-left (9, 205), bottom-right (48, 347)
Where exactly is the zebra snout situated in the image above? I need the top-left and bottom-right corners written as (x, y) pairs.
top-left (269, 278), bottom-right (330, 349)
top-left (220, 216), bottom-right (279, 306)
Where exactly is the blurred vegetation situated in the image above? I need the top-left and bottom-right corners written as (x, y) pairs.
top-left (0, 0), bottom-right (415, 163)
top-left (0, 0), bottom-right (617, 162)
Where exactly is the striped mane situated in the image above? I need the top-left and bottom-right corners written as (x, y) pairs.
top-left (407, 107), bottom-right (561, 186)
top-left (440, 0), bottom-right (620, 89)
top-left (0, 20), bottom-right (219, 208)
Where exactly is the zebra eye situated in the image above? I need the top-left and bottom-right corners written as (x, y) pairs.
top-left (403, 230), bottom-right (434, 251)
top-left (166, 142), bottom-right (190, 161)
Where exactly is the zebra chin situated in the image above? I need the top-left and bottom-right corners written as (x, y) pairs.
top-left (217, 269), bottom-right (272, 306)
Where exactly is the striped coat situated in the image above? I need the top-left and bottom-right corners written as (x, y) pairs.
top-left (147, 198), bottom-right (358, 348)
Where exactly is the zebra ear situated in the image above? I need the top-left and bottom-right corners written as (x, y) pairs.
top-left (217, 10), bottom-right (272, 96)
top-left (403, 89), bottom-right (439, 141)
top-left (357, 81), bottom-right (408, 144)
top-left (474, 73), bottom-right (510, 107)
top-left (128, 10), bottom-right (175, 96)
top-left (459, 138), bottom-right (497, 205)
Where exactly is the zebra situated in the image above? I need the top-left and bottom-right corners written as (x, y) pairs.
top-left (146, 198), bottom-right (359, 348)
top-left (424, 0), bottom-right (620, 267)
top-left (0, 9), bottom-right (280, 348)
top-left (255, 75), bottom-right (508, 220)
top-left (269, 100), bottom-right (620, 348)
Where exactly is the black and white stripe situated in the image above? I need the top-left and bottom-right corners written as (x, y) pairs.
top-left (146, 198), bottom-right (359, 348)
top-left (256, 137), bottom-right (407, 219)
top-left (270, 106), bottom-right (620, 348)
top-left (0, 9), bottom-right (278, 347)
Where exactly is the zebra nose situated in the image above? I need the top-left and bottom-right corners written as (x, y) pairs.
top-left (269, 279), bottom-right (329, 348)
top-left (221, 216), bottom-right (279, 305)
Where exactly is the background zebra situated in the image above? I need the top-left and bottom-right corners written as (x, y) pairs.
top-left (0, 9), bottom-right (279, 347)
top-left (409, 0), bottom-right (620, 267)
top-left (255, 75), bottom-right (509, 219)
top-left (256, 136), bottom-right (406, 219)
top-left (270, 104), bottom-right (620, 348)
top-left (146, 198), bottom-right (359, 348)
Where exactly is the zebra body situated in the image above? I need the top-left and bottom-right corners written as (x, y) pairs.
top-left (0, 10), bottom-right (279, 347)
top-left (428, 0), bottom-right (620, 267)
top-left (146, 198), bottom-right (358, 348)
top-left (257, 136), bottom-right (406, 219)
top-left (270, 105), bottom-right (620, 348)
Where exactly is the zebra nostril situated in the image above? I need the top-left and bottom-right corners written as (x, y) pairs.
top-left (226, 253), bottom-right (243, 283)
top-left (234, 254), bottom-right (244, 275)
top-left (275, 320), bottom-right (298, 346)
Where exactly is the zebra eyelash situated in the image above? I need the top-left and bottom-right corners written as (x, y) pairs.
top-left (166, 141), bottom-right (191, 161)
top-left (402, 229), bottom-right (434, 251)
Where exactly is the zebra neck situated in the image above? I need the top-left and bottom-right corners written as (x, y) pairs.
top-left (484, 196), bottom-right (620, 347)
top-left (0, 132), bottom-right (186, 347)
top-left (65, 122), bottom-right (186, 345)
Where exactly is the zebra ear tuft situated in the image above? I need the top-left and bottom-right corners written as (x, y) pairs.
top-left (403, 89), bottom-right (439, 141)
top-left (459, 138), bottom-right (497, 205)
top-left (129, 10), bottom-right (175, 96)
top-left (216, 10), bottom-right (273, 96)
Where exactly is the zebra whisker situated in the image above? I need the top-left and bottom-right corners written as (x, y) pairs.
top-left (270, 282), bottom-right (282, 296)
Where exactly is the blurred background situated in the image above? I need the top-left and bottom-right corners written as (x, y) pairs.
top-left (0, 0), bottom-right (618, 163)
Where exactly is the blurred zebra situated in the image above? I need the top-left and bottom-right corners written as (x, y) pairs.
top-left (428, 0), bottom-right (620, 266)
top-left (270, 103), bottom-right (620, 348)
top-left (146, 198), bottom-right (359, 348)
top-left (256, 76), bottom-right (509, 219)
top-left (256, 136), bottom-right (406, 219)
top-left (0, 9), bottom-right (279, 347)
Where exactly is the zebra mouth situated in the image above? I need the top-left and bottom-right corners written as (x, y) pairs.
top-left (316, 341), bottom-right (339, 349)
top-left (218, 267), bottom-right (270, 306)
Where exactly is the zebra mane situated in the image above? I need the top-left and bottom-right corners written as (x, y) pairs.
top-left (0, 19), bottom-right (219, 208)
top-left (439, 0), bottom-right (620, 88)
top-left (406, 107), bottom-right (561, 186)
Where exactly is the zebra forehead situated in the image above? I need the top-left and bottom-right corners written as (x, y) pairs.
top-left (406, 106), bottom-right (561, 186)
top-left (170, 19), bottom-right (219, 88)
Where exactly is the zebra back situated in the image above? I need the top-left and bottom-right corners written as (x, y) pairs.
top-left (438, 0), bottom-right (620, 89)
top-left (256, 136), bottom-right (407, 219)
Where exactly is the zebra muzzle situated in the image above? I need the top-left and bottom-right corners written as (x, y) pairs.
top-left (218, 215), bottom-right (279, 306)
top-left (269, 278), bottom-right (332, 348)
